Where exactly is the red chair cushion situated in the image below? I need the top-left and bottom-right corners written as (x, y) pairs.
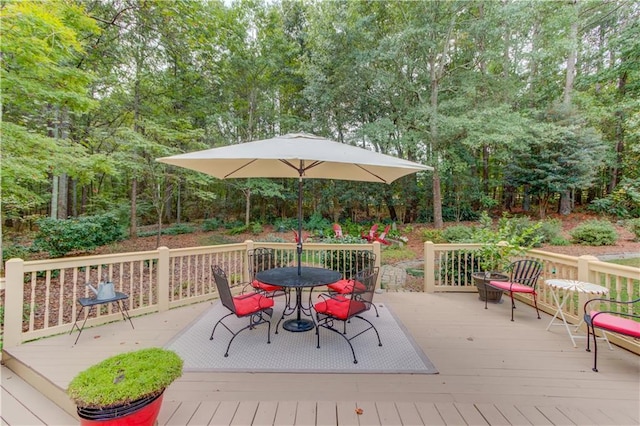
top-left (314, 295), bottom-right (366, 320)
top-left (489, 280), bottom-right (536, 293)
top-left (591, 311), bottom-right (640, 338)
top-left (252, 279), bottom-right (283, 293)
top-left (233, 293), bottom-right (274, 316)
top-left (327, 279), bottom-right (366, 294)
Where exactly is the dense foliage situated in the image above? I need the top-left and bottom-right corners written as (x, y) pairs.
top-left (2, 0), bottom-right (639, 262)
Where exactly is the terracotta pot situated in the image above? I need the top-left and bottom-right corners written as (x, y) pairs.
top-left (472, 272), bottom-right (509, 303)
top-left (77, 391), bottom-right (164, 426)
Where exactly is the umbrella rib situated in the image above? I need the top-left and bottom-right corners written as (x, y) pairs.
top-left (280, 159), bottom-right (323, 176)
top-left (354, 164), bottom-right (389, 184)
top-left (223, 159), bottom-right (258, 178)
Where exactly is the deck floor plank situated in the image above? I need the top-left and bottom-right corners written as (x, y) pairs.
top-left (273, 401), bottom-right (297, 426)
top-left (473, 403), bottom-right (510, 426)
top-left (394, 402), bottom-right (424, 426)
top-left (335, 401), bottom-right (359, 426)
top-left (209, 401), bottom-right (239, 426)
top-left (187, 401), bottom-right (220, 426)
top-left (375, 401), bottom-right (402, 426)
top-left (252, 401), bottom-right (277, 426)
top-left (515, 405), bottom-right (553, 425)
top-left (315, 401), bottom-right (337, 426)
top-left (230, 401), bottom-right (259, 426)
top-left (455, 402), bottom-right (489, 425)
top-left (414, 402), bottom-right (444, 425)
top-left (294, 401), bottom-right (317, 426)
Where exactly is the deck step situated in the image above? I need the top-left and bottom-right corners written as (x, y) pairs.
top-left (1, 365), bottom-right (77, 425)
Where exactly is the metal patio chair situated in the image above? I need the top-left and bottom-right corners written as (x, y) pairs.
top-left (486, 259), bottom-right (543, 321)
top-left (247, 247), bottom-right (288, 300)
top-left (314, 267), bottom-right (382, 364)
top-left (210, 265), bottom-right (274, 357)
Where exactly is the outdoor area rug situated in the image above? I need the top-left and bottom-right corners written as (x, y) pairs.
top-left (166, 300), bottom-right (438, 374)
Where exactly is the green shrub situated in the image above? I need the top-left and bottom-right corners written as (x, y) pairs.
top-left (202, 218), bottom-right (221, 231)
top-left (273, 218), bottom-right (297, 232)
top-left (627, 218), bottom-right (640, 241)
top-left (251, 222), bottom-right (263, 235)
top-left (549, 236), bottom-right (571, 246)
top-left (33, 213), bottom-right (124, 258)
top-left (227, 224), bottom-right (249, 235)
top-left (305, 212), bottom-right (330, 232)
top-left (421, 228), bottom-right (445, 243)
top-left (569, 220), bottom-right (618, 246)
top-left (162, 223), bottom-right (196, 235)
top-left (442, 225), bottom-right (474, 243)
top-left (537, 219), bottom-right (563, 243)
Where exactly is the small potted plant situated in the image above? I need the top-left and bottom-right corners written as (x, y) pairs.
top-left (470, 213), bottom-right (542, 303)
top-left (67, 347), bottom-right (183, 426)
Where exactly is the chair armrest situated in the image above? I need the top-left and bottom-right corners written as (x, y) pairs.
top-left (584, 297), bottom-right (640, 315)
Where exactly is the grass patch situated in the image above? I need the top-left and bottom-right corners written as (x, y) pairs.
top-left (381, 246), bottom-right (416, 263)
top-left (606, 257), bottom-right (640, 268)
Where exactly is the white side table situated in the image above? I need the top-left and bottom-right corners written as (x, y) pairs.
top-left (545, 279), bottom-right (613, 348)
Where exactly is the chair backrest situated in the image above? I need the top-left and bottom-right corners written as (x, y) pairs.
top-left (333, 223), bottom-right (343, 238)
top-left (509, 259), bottom-right (543, 289)
top-left (248, 248), bottom-right (276, 279)
top-left (348, 267), bottom-right (379, 316)
top-left (368, 224), bottom-right (378, 238)
top-left (349, 250), bottom-right (376, 279)
top-left (212, 265), bottom-right (236, 313)
top-left (379, 225), bottom-right (391, 239)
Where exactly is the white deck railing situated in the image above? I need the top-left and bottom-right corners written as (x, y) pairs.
top-left (3, 240), bottom-right (637, 354)
top-left (2, 240), bottom-right (380, 347)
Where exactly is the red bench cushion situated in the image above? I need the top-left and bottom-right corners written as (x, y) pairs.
top-left (591, 311), bottom-right (640, 338)
top-left (489, 281), bottom-right (536, 293)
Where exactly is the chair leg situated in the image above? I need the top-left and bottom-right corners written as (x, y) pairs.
top-left (532, 294), bottom-right (540, 319)
top-left (592, 326), bottom-right (599, 372)
top-left (510, 292), bottom-right (516, 321)
top-left (210, 312), bottom-right (234, 340)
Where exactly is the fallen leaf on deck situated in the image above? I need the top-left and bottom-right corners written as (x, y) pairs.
top-left (355, 408), bottom-right (363, 415)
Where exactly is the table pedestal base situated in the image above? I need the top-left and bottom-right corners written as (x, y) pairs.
top-left (283, 318), bottom-right (314, 332)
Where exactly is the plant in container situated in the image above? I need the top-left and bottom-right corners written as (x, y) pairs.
top-left (67, 347), bottom-right (183, 426)
top-left (471, 212), bottom-right (542, 303)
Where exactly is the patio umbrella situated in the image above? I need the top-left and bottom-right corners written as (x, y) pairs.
top-left (157, 133), bottom-right (432, 274)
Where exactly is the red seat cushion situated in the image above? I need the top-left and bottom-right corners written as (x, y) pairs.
top-left (489, 280), bottom-right (536, 293)
top-left (314, 295), bottom-right (366, 320)
top-left (327, 279), bottom-right (366, 294)
top-left (252, 279), bottom-right (284, 293)
top-left (233, 293), bottom-right (274, 316)
top-left (591, 311), bottom-right (640, 338)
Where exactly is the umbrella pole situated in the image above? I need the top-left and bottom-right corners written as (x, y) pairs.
top-left (297, 176), bottom-right (303, 275)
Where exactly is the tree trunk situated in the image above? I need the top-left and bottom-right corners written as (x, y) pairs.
top-left (130, 178), bottom-right (137, 239)
top-left (559, 190), bottom-right (571, 215)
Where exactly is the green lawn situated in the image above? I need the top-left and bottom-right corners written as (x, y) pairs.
top-left (607, 257), bottom-right (640, 268)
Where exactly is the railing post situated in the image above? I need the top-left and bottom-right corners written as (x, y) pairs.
top-left (425, 241), bottom-right (435, 293)
top-left (4, 258), bottom-right (25, 348)
top-left (157, 247), bottom-right (170, 312)
top-left (578, 255), bottom-right (598, 283)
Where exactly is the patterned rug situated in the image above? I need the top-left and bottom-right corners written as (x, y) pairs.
top-left (166, 299), bottom-right (438, 374)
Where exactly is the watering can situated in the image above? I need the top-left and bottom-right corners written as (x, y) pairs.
top-left (86, 280), bottom-right (116, 300)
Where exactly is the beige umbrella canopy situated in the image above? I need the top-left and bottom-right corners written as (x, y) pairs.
top-left (157, 133), bottom-right (432, 273)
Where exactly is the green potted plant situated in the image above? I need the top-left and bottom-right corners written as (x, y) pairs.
top-left (470, 213), bottom-right (542, 303)
top-left (67, 347), bottom-right (183, 426)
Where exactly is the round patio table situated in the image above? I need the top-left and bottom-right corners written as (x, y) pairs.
top-left (256, 266), bottom-right (341, 332)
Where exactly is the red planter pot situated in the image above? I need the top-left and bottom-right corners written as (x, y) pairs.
top-left (77, 392), bottom-right (164, 426)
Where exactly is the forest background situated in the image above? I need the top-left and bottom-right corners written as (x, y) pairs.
top-left (2, 0), bottom-right (639, 266)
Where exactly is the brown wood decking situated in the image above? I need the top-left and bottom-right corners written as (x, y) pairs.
top-left (2, 292), bottom-right (639, 425)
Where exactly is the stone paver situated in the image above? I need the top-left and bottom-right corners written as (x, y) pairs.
top-left (380, 260), bottom-right (423, 292)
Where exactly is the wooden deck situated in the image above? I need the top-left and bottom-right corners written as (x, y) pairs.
top-left (2, 292), bottom-right (639, 425)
